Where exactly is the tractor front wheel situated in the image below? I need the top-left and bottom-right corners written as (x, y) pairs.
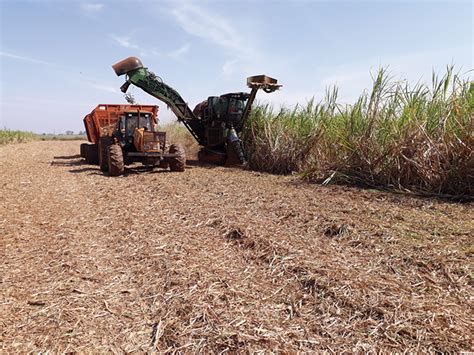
top-left (168, 144), bottom-right (186, 172)
top-left (107, 144), bottom-right (124, 176)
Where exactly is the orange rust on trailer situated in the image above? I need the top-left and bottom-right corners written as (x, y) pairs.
top-left (83, 104), bottom-right (159, 144)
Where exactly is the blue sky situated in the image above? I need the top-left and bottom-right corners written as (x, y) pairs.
top-left (1, 0), bottom-right (472, 133)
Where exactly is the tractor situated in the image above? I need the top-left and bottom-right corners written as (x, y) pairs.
top-left (80, 104), bottom-right (185, 176)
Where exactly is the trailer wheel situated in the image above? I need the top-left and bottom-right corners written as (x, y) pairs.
top-left (99, 136), bottom-right (113, 172)
top-left (80, 143), bottom-right (88, 158)
top-left (107, 144), bottom-right (124, 176)
top-left (84, 144), bottom-right (99, 165)
top-left (168, 144), bottom-right (186, 172)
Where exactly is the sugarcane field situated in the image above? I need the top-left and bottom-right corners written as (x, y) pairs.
top-left (1, 0), bottom-right (473, 353)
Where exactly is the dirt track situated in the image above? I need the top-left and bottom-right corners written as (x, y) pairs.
top-left (1, 141), bottom-right (472, 352)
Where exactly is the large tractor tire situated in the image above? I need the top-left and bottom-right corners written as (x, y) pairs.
top-left (98, 136), bottom-right (113, 172)
top-left (85, 144), bottom-right (99, 165)
top-left (80, 143), bottom-right (88, 158)
top-left (168, 144), bottom-right (186, 172)
top-left (107, 144), bottom-right (124, 176)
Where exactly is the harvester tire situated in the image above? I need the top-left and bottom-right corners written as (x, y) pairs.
top-left (80, 143), bottom-right (88, 158)
top-left (99, 136), bottom-right (113, 172)
top-left (85, 144), bottom-right (99, 165)
top-left (107, 144), bottom-right (124, 176)
top-left (168, 144), bottom-right (186, 172)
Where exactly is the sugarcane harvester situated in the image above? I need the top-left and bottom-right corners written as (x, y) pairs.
top-left (112, 57), bottom-right (281, 165)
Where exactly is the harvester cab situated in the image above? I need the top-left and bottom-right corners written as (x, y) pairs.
top-left (112, 56), bottom-right (281, 166)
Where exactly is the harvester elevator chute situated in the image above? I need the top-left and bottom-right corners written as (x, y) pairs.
top-left (112, 56), bottom-right (281, 166)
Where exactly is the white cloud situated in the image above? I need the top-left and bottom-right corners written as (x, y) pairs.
top-left (321, 71), bottom-right (370, 88)
top-left (80, 3), bottom-right (104, 13)
top-left (317, 45), bottom-right (473, 104)
top-left (110, 34), bottom-right (140, 50)
top-left (171, 3), bottom-right (245, 53)
top-left (89, 83), bottom-right (119, 94)
top-left (260, 89), bottom-right (319, 109)
top-left (0, 51), bottom-right (51, 65)
top-left (0, 51), bottom-right (120, 98)
top-left (168, 43), bottom-right (190, 60)
top-left (169, 2), bottom-right (257, 74)
top-left (222, 59), bottom-right (239, 75)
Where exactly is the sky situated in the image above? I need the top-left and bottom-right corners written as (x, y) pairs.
top-left (0, 0), bottom-right (472, 133)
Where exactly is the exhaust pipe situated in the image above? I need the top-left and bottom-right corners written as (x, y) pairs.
top-left (112, 56), bottom-right (144, 76)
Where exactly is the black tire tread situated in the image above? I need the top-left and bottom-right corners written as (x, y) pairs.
top-left (168, 144), bottom-right (186, 172)
top-left (99, 136), bottom-right (113, 172)
top-left (107, 144), bottom-right (124, 176)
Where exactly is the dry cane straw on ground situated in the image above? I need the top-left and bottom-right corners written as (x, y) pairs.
top-left (1, 141), bottom-right (473, 352)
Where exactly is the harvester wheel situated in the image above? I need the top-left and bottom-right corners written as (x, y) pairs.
top-left (168, 144), bottom-right (186, 172)
top-left (107, 144), bottom-right (124, 176)
top-left (99, 136), bottom-right (113, 172)
top-left (85, 144), bottom-right (99, 165)
top-left (80, 143), bottom-right (88, 158)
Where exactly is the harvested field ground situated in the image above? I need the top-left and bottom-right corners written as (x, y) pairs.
top-left (1, 141), bottom-right (473, 352)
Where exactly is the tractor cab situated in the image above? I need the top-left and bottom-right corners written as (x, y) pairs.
top-left (118, 112), bottom-right (153, 141)
top-left (117, 111), bottom-right (164, 153)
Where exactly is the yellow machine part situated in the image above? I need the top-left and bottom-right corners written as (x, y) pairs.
top-left (133, 128), bottom-right (161, 152)
top-left (133, 128), bottom-right (145, 152)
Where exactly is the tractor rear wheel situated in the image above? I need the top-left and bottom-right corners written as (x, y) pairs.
top-left (99, 136), bottom-right (113, 172)
top-left (168, 144), bottom-right (186, 172)
top-left (107, 144), bottom-right (124, 176)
